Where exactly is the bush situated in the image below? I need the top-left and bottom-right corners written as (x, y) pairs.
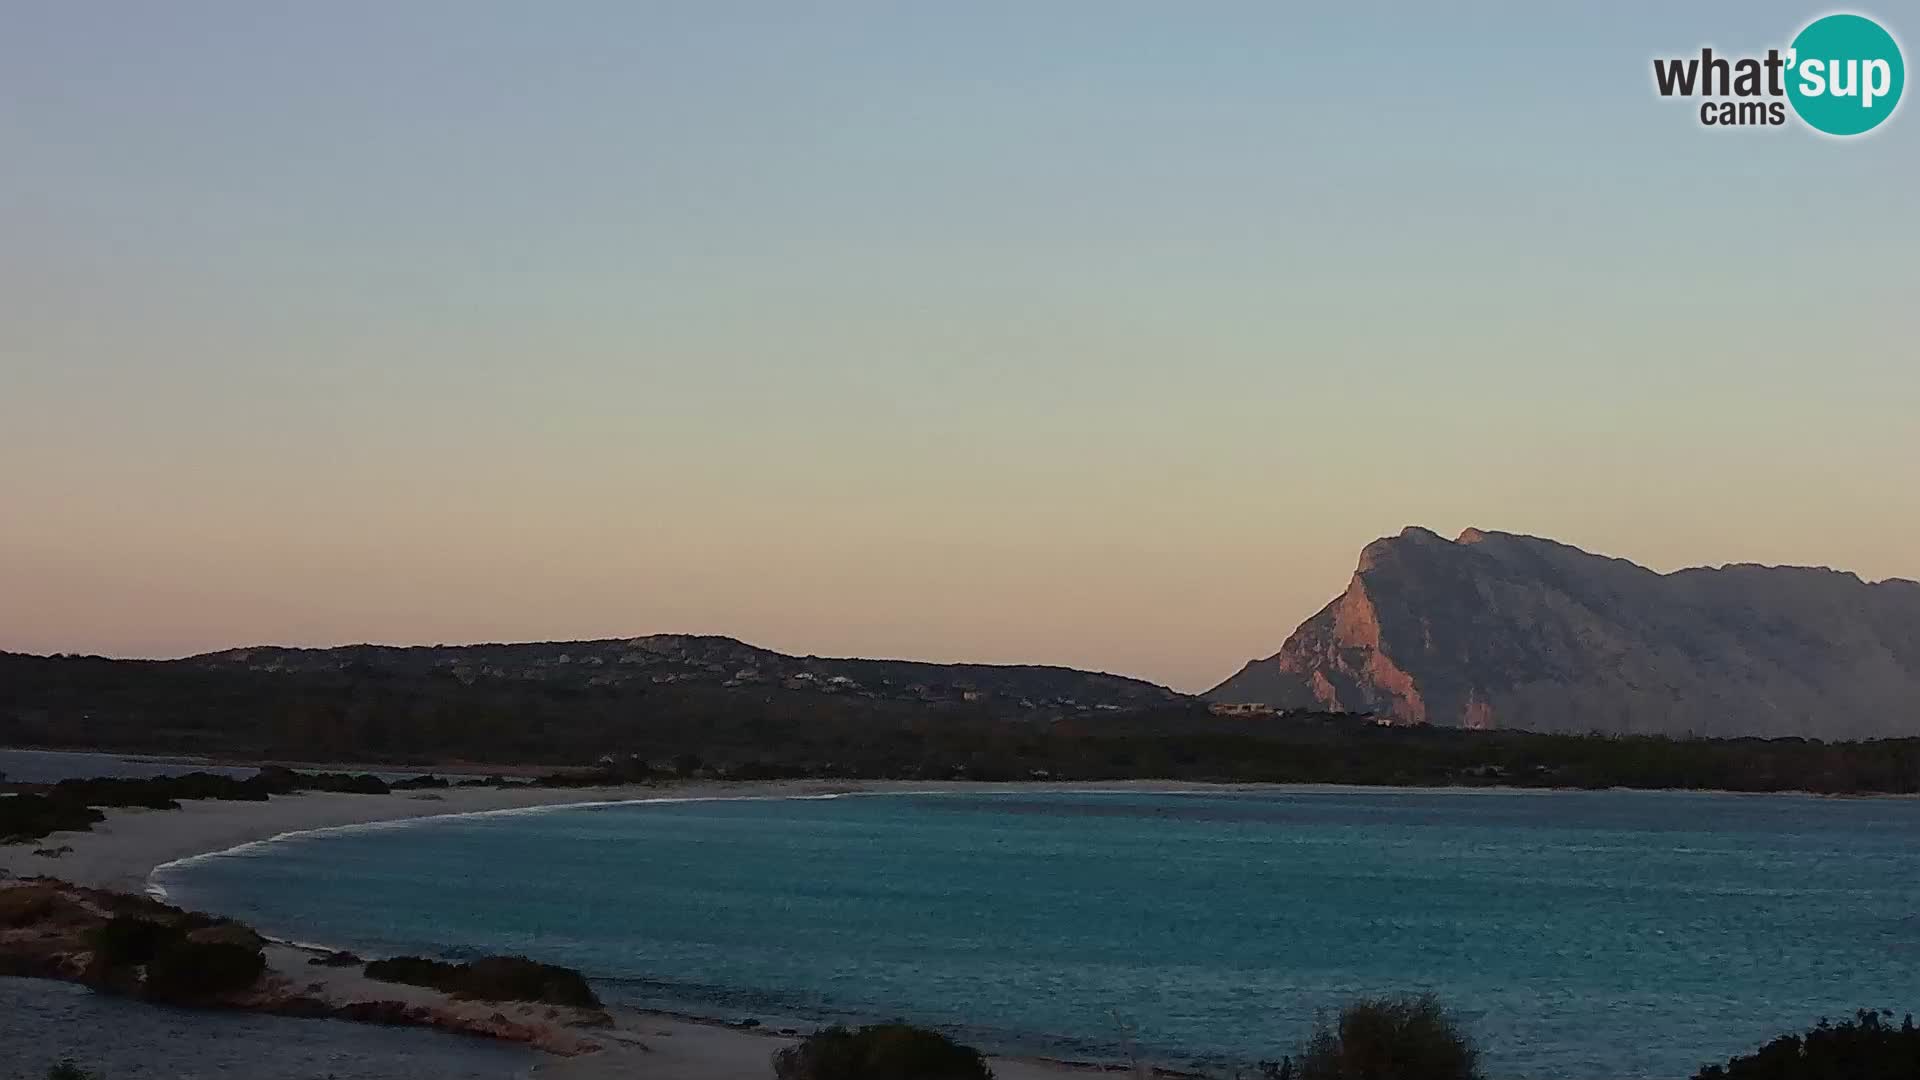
top-left (364, 955), bottom-right (460, 988)
top-left (1694, 1009), bottom-right (1920, 1080)
top-left (460, 956), bottom-right (600, 1008)
top-left (81, 902), bottom-right (266, 1002)
top-left (0, 884), bottom-right (60, 927)
top-left (102, 892), bottom-right (186, 921)
top-left (143, 939), bottom-right (265, 1002)
top-left (89, 916), bottom-right (174, 967)
top-left (1293, 994), bottom-right (1481, 1080)
top-left (0, 795), bottom-right (105, 844)
top-left (773, 1023), bottom-right (994, 1080)
top-left (1, 769), bottom-right (404, 845)
top-left (364, 954), bottom-right (600, 1008)
top-left (184, 920), bottom-right (265, 950)
top-left (390, 774), bottom-right (451, 790)
top-left (308, 949), bottom-right (363, 967)
top-left (47, 1063), bottom-right (97, 1080)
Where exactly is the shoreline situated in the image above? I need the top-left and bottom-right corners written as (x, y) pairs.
top-left (8, 744), bottom-right (1914, 804)
top-left (8, 777), bottom-right (1912, 1078)
top-left (12, 774), bottom-right (1912, 901)
top-left (5, 778), bottom-right (1261, 895)
top-left (3, 779), bottom-right (1227, 1080)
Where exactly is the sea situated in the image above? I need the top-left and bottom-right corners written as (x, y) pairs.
top-left (0, 977), bottom-right (535, 1080)
top-left (0, 748), bottom-right (262, 784)
top-left (149, 788), bottom-right (1920, 1080)
top-left (0, 747), bottom-right (451, 785)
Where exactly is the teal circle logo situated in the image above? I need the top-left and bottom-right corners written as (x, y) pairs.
top-left (1786, 13), bottom-right (1905, 135)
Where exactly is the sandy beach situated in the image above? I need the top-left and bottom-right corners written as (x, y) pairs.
top-left (2, 780), bottom-right (1165, 1080)
top-left (0, 776), bottom-right (1272, 894)
top-left (4, 779), bottom-right (799, 895)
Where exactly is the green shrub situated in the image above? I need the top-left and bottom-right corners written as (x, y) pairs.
top-left (364, 954), bottom-right (600, 1008)
top-left (89, 916), bottom-right (176, 967)
top-left (1, 769), bottom-right (403, 846)
top-left (47, 1062), bottom-right (97, 1080)
top-left (0, 795), bottom-right (105, 844)
top-left (143, 939), bottom-right (265, 1002)
top-left (1694, 1009), bottom-right (1920, 1080)
top-left (364, 955), bottom-right (463, 991)
top-left (0, 884), bottom-right (60, 927)
top-left (184, 920), bottom-right (266, 950)
top-left (460, 956), bottom-right (600, 1008)
top-left (1294, 994), bottom-right (1481, 1080)
top-left (102, 892), bottom-right (186, 921)
top-left (773, 1023), bottom-right (994, 1080)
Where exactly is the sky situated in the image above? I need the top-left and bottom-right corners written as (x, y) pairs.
top-left (2, 2), bottom-right (1915, 692)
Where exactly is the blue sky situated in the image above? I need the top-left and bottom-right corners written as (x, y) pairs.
top-left (2, 2), bottom-right (1914, 688)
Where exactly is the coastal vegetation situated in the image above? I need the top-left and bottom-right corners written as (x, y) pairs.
top-left (0, 881), bottom-right (266, 1004)
top-left (0, 768), bottom-right (477, 844)
top-left (10, 720), bottom-right (1914, 852)
top-left (1692, 1010), bottom-right (1920, 1079)
top-left (5, 650), bottom-right (1920, 795)
top-left (4, 886), bottom-right (1916, 1080)
top-left (773, 1023), bottom-right (994, 1080)
top-left (1, 877), bottom-right (609, 1057)
top-left (363, 954), bottom-right (602, 1009)
top-left (141, 935), bottom-right (267, 1003)
top-left (0, 796), bottom-right (104, 845)
top-left (84, 903), bottom-right (267, 1003)
top-left (1290, 994), bottom-right (1482, 1080)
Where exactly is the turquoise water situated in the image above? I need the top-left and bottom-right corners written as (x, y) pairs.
top-left (154, 789), bottom-right (1920, 1079)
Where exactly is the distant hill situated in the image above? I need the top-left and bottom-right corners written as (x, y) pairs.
top-left (189, 634), bottom-right (1181, 712)
top-left (0, 638), bottom-right (1182, 769)
top-left (9, 625), bottom-right (1920, 794)
top-left (1207, 527), bottom-right (1920, 738)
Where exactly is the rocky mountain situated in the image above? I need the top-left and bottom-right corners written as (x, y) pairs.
top-left (192, 634), bottom-right (1181, 713)
top-left (1207, 527), bottom-right (1920, 738)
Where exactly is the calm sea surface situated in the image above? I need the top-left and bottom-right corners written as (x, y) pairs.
top-left (0, 748), bottom-right (260, 783)
top-left (0, 977), bottom-right (535, 1080)
top-left (0, 746), bottom-right (456, 784)
top-left (153, 789), bottom-right (1920, 1079)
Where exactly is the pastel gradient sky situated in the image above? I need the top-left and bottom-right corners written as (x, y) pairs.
top-left (3, 3), bottom-right (1915, 691)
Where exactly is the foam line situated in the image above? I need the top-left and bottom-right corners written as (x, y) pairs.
top-left (143, 782), bottom-right (1493, 901)
top-left (142, 788), bottom-right (929, 901)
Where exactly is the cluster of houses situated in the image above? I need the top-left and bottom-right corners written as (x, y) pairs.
top-left (1207, 701), bottom-right (1394, 725)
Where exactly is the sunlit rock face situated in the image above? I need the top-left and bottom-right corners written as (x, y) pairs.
top-left (1207, 527), bottom-right (1920, 738)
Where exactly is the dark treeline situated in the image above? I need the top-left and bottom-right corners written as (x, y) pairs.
top-left (0, 768), bottom-right (463, 843)
top-left (363, 955), bottom-right (601, 1009)
top-left (4, 652), bottom-right (1918, 795)
top-left (1694, 1010), bottom-right (1920, 1079)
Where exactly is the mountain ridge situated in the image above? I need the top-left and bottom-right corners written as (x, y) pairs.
top-left (1207, 527), bottom-right (1920, 738)
top-left (185, 633), bottom-right (1182, 712)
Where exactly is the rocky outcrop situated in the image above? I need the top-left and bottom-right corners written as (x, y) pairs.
top-left (1208, 527), bottom-right (1920, 738)
top-left (0, 880), bottom-right (605, 1056)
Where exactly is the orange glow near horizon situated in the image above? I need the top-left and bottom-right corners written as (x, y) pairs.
top-left (4, 5), bottom-right (1916, 690)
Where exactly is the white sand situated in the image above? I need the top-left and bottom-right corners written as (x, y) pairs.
top-left (3, 779), bottom-right (1172, 1079)
top-left (1, 777), bottom-right (1267, 895)
top-left (2, 779), bottom-right (939, 894)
